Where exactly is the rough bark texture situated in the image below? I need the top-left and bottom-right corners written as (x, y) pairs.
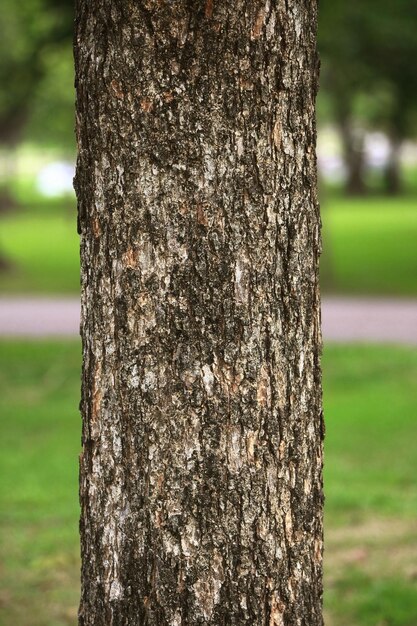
top-left (75, 2), bottom-right (323, 625)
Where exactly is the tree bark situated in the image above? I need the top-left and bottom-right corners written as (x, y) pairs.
top-left (75, 2), bottom-right (323, 625)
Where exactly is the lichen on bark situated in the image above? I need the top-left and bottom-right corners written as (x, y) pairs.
top-left (75, 1), bottom-right (323, 624)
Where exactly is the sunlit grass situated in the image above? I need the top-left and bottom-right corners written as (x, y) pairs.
top-left (0, 341), bottom-right (81, 625)
top-left (0, 212), bottom-right (79, 294)
top-left (323, 344), bottom-right (417, 521)
top-left (321, 196), bottom-right (417, 296)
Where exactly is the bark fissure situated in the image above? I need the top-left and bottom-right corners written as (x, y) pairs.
top-left (75, 1), bottom-right (323, 624)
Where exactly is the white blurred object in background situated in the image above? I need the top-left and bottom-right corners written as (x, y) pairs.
top-left (37, 161), bottom-right (75, 197)
top-left (364, 132), bottom-right (391, 169)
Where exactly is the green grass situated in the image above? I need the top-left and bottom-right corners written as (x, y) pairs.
top-left (0, 211), bottom-right (79, 294)
top-left (323, 345), bottom-right (417, 626)
top-left (324, 344), bottom-right (417, 521)
top-left (321, 196), bottom-right (417, 296)
top-left (0, 342), bottom-right (81, 625)
top-left (1, 195), bottom-right (417, 295)
top-left (1, 341), bottom-right (416, 625)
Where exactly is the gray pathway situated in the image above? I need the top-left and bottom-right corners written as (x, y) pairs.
top-left (1, 297), bottom-right (417, 344)
top-left (321, 297), bottom-right (417, 345)
top-left (0, 297), bottom-right (80, 338)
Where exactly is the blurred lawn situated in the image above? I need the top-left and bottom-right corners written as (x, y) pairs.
top-left (321, 197), bottom-right (417, 296)
top-left (0, 341), bottom-right (416, 625)
top-left (324, 345), bottom-right (417, 625)
top-left (0, 342), bottom-right (81, 626)
top-left (0, 212), bottom-right (78, 294)
top-left (0, 195), bottom-right (417, 295)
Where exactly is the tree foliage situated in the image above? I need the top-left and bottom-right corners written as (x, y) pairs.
top-left (319, 0), bottom-right (417, 192)
top-left (0, 0), bottom-right (73, 149)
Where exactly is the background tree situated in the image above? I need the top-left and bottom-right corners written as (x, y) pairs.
top-left (75, 1), bottom-right (324, 625)
top-left (0, 0), bottom-right (74, 163)
top-left (319, 0), bottom-right (417, 195)
top-left (319, 0), bottom-right (375, 194)
top-left (0, 0), bottom-right (74, 269)
top-left (363, 2), bottom-right (417, 194)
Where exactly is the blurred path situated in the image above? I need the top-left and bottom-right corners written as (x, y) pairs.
top-left (0, 298), bottom-right (80, 338)
top-left (321, 297), bottom-right (417, 345)
top-left (0, 297), bottom-right (417, 344)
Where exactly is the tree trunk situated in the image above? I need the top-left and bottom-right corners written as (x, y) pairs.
top-left (339, 119), bottom-right (367, 196)
top-left (383, 135), bottom-right (402, 195)
top-left (75, 2), bottom-right (323, 625)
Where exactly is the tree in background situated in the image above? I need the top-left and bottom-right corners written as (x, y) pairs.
top-left (0, 0), bottom-right (74, 160)
top-left (319, 1), bottom-right (373, 194)
top-left (319, 0), bottom-right (417, 195)
top-left (75, 1), bottom-right (324, 624)
top-left (363, 3), bottom-right (417, 194)
top-left (0, 0), bottom-right (74, 270)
